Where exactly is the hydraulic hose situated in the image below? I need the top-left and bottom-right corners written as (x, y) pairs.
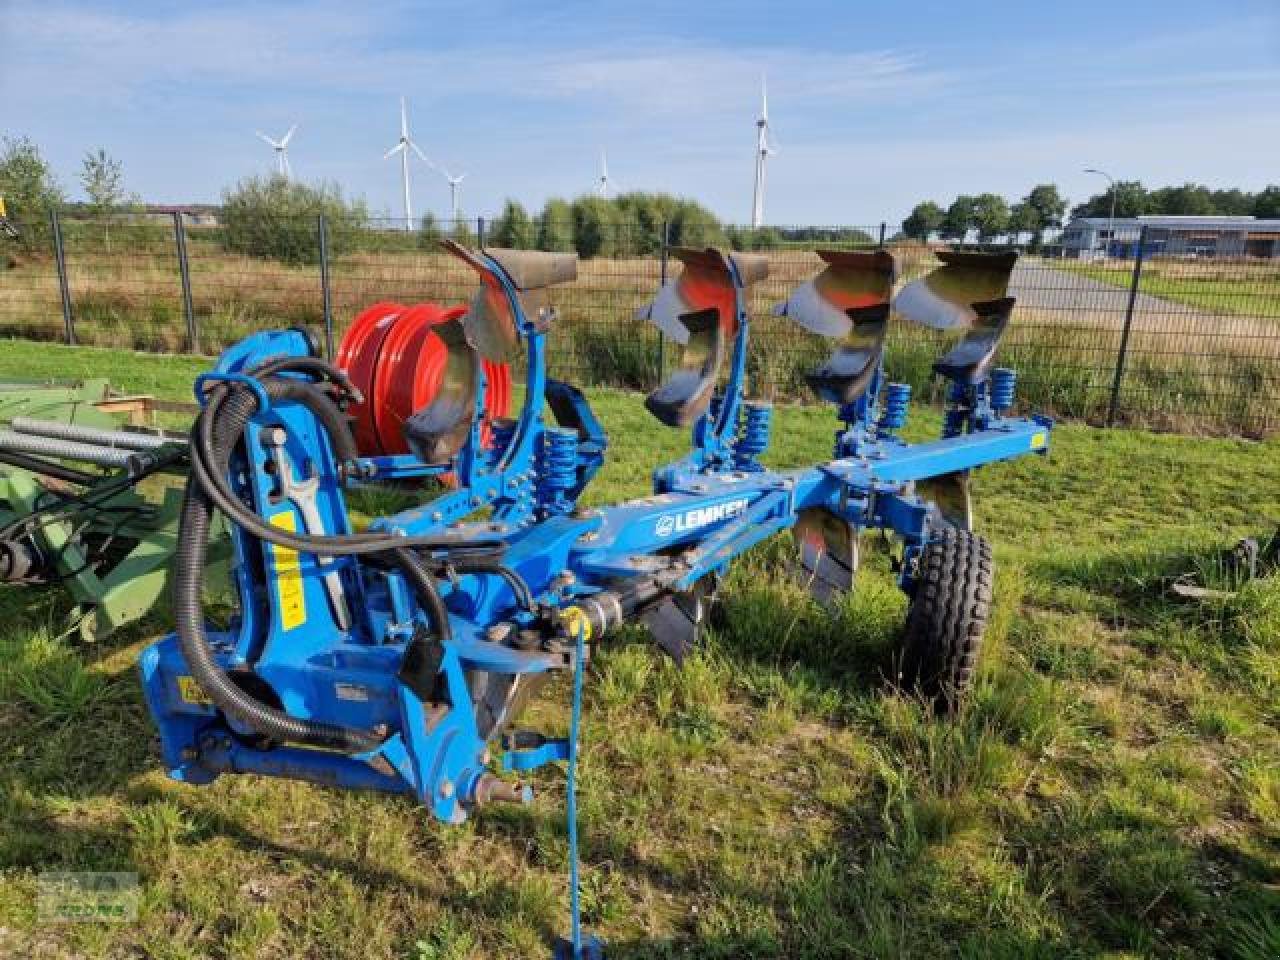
top-left (190, 375), bottom-right (499, 557)
top-left (175, 360), bottom-right (499, 753)
top-left (173, 471), bottom-right (383, 752)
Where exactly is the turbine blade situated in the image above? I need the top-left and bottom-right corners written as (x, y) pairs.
top-left (283, 154), bottom-right (292, 178)
top-left (281, 124), bottom-right (297, 146)
top-left (400, 96), bottom-right (408, 137)
top-left (384, 143), bottom-right (406, 159)
top-left (409, 141), bottom-right (439, 172)
top-left (256, 132), bottom-right (276, 147)
top-left (761, 75), bottom-right (768, 121)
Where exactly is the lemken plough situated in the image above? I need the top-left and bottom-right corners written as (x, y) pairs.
top-left (139, 241), bottom-right (1048, 957)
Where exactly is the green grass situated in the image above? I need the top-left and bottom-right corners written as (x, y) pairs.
top-left (1058, 259), bottom-right (1280, 319)
top-left (1, 343), bottom-right (1279, 958)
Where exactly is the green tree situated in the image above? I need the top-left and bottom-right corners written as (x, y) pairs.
top-left (1008, 184), bottom-right (1066, 248)
top-left (1149, 183), bottom-right (1215, 215)
top-left (221, 175), bottom-right (367, 265)
top-left (669, 199), bottom-right (725, 248)
top-left (613, 191), bottom-right (681, 254)
top-left (1253, 186), bottom-right (1280, 219)
top-left (1024, 184), bottom-right (1066, 231)
top-left (1009, 201), bottom-right (1040, 242)
top-left (570, 196), bottom-right (619, 258)
top-left (80, 149), bottom-right (130, 214)
top-left (418, 212), bottom-right (444, 250)
top-left (0, 135), bottom-right (64, 252)
top-left (537, 198), bottom-right (575, 251)
top-left (489, 199), bottom-right (535, 249)
top-left (1211, 188), bottom-right (1253, 216)
top-left (970, 193), bottom-right (1010, 241)
top-left (902, 201), bottom-right (944, 241)
top-left (1071, 180), bottom-right (1148, 219)
top-left (942, 195), bottom-right (976, 240)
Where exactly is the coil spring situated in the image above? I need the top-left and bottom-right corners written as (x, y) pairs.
top-left (735, 402), bottom-right (772, 466)
top-left (879, 382), bottom-right (911, 433)
top-left (489, 417), bottom-right (517, 456)
top-left (990, 368), bottom-right (1016, 412)
top-left (540, 426), bottom-right (578, 493)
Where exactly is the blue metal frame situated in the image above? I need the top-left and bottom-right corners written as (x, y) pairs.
top-left (139, 243), bottom-right (1051, 954)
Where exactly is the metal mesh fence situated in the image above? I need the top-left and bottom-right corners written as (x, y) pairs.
top-left (1, 212), bottom-right (1277, 436)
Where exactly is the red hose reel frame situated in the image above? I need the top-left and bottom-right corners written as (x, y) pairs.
top-left (337, 302), bottom-right (512, 457)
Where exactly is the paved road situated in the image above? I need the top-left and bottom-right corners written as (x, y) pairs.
top-left (1008, 260), bottom-right (1183, 319)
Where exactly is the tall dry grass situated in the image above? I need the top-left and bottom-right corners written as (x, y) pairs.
top-left (0, 244), bottom-right (1276, 434)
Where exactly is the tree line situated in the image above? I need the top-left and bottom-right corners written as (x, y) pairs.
top-left (1069, 182), bottom-right (1280, 220)
top-left (8, 134), bottom-right (1280, 264)
top-left (903, 181), bottom-right (1280, 246)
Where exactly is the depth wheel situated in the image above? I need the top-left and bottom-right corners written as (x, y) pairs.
top-left (897, 528), bottom-right (993, 714)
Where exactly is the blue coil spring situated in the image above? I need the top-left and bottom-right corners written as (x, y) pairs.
top-left (735, 402), bottom-right (772, 465)
top-left (990, 367), bottom-right (1017, 411)
top-left (489, 417), bottom-right (517, 455)
top-left (879, 382), bottom-right (911, 432)
top-left (541, 426), bottom-right (578, 493)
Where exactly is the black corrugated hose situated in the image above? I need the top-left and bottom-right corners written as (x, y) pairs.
top-left (174, 357), bottom-right (510, 754)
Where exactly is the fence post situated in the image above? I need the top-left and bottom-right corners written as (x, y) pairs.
top-left (1106, 225), bottom-right (1148, 427)
top-left (49, 209), bottom-right (75, 345)
top-left (878, 222), bottom-right (887, 248)
top-left (317, 213), bottom-right (334, 359)
top-left (172, 211), bottom-right (197, 352)
top-left (657, 220), bottom-right (670, 378)
top-left (477, 216), bottom-right (486, 249)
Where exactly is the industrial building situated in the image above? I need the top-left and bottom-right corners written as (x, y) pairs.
top-left (1060, 215), bottom-right (1280, 258)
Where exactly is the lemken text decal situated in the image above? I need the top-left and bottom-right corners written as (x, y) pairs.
top-left (654, 498), bottom-right (750, 538)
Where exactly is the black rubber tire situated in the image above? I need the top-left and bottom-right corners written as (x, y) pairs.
top-left (897, 528), bottom-right (993, 714)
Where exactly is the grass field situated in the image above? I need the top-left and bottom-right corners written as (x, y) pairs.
top-left (1059, 258), bottom-right (1280, 320)
top-left (1, 343), bottom-right (1279, 959)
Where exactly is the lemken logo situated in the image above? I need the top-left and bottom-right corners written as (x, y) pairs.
top-left (654, 498), bottom-right (749, 539)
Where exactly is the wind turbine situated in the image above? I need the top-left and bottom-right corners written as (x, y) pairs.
top-left (597, 150), bottom-right (609, 199)
top-left (256, 125), bottom-right (297, 178)
top-left (436, 166), bottom-right (467, 223)
top-left (750, 77), bottom-right (778, 228)
top-left (384, 96), bottom-right (435, 230)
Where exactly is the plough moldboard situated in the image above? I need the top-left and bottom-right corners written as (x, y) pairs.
top-left (127, 239), bottom-right (1050, 956)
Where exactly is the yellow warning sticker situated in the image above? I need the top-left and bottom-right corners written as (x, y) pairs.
top-left (559, 606), bottom-right (593, 642)
top-left (270, 510), bottom-right (307, 631)
top-left (177, 675), bottom-right (213, 706)
top-left (1030, 431), bottom-right (1048, 450)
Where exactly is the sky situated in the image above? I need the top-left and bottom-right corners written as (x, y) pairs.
top-left (3, 0), bottom-right (1279, 226)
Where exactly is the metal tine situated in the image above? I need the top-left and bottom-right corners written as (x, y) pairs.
top-left (772, 249), bottom-right (896, 339)
top-left (892, 250), bottom-right (1018, 332)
